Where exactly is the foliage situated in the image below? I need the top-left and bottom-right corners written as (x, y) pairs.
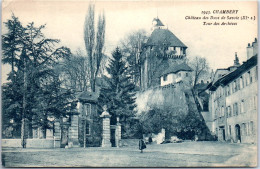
top-left (2, 14), bottom-right (24, 72)
top-left (139, 106), bottom-right (183, 136)
top-left (2, 73), bottom-right (23, 138)
top-left (1, 14), bottom-right (76, 139)
top-left (98, 47), bottom-right (136, 136)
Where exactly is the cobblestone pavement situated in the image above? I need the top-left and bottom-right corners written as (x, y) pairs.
top-left (1, 141), bottom-right (257, 167)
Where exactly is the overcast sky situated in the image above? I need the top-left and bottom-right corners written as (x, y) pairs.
top-left (1, 0), bottom-right (258, 83)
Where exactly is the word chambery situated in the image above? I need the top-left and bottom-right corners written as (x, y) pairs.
top-left (185, 9), bottom-right (256, 26)
top-left (207, 10), bottom-right (239, 14)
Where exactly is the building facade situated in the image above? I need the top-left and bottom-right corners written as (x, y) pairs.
top-left (208, 38), bottom-right (258, 143)
top-left (160, 62), bottom-right (192, 87)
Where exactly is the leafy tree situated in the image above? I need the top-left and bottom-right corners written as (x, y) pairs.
top-left (99, 47), bottom-right (136, 137)
top-left (2, 14), bottom-right (24, 73)
top-left (2, 72), bottom-right (24, 138)
top-left (178, 91), bottom-right (213, 140)
top-left (2, 15), bottom-right (74, 147)
top-left (139, 106), bottom-right (184, 137)
top-left (137, 86), bottom-right (189, 138)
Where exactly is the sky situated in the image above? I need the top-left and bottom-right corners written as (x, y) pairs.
top-left (1, 0), bottom-right (258, 83)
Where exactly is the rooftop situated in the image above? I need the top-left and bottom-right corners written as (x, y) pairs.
top-left (208, 54), bottom-right (257, 91)
top-left (161, 62), bottom-right (193, 77)
top-left (153, 18), bottom-right (165, 27)
top-left (145, 29), bottom-right (187, 48)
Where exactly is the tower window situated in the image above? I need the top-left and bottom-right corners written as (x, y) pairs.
top-left (163, 74), bottom-right (167, 81)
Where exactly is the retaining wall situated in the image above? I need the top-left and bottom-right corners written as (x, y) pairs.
top-left (2, 139), bottom-right (55, 148)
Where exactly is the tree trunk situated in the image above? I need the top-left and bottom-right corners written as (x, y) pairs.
top-left (21, 56), bottom-right (27, 148)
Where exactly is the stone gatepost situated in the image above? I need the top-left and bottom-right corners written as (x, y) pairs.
top-left (54, 121), bottom-right (61, 148)
top-left (100, 106), bottom-right (112, 147)
top-left (115, 117), bottom-right (122, 147)
top-left (68, 114), bottom-right (80, 147)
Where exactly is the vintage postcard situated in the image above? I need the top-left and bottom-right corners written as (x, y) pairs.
top-left (1, 0), bottom-right (258, 167)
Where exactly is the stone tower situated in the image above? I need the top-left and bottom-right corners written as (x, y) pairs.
top-left (140, 18), bottom-right (188, 90)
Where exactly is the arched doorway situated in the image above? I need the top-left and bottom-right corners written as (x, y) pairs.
top-left (235, 124), bottom-right (241, 143)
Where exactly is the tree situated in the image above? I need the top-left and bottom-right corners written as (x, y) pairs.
top-left (137, 85), bottom-right (189, 138)
top-left (188, 56), bottom-right (210, 89)
top-left (84, 4), bottom-right (106, 92)
top-left (119, 29), bottom-right (147, 88)
top-left (188, 56), bottom-right (210, 111)
top-left (2, 14), bottom-right (24, 73)
top-left (57, 49), bottom-right (90, 92)
top-left (2, 72), bottom-right (24, 138)
top-left (99, 47), bottom-right (136, 137)
top-left (2, 15), bottom-right (73, 147)
top-left (180, 56), bottom-right (213, 140)
top-left (139, 106), bottom-right (184, 138)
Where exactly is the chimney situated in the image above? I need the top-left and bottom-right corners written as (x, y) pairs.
top-left (252, 38), bottom-right (258, 56)
top-left (247, 42), bottom-right (253, 60)
top-left (233, 52), bottom-right (240, 67)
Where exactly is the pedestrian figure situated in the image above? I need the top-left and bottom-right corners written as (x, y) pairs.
top-left (148, 136), bottom-right (153, 144)
top-left (139, 139), bottom-right (146, 153)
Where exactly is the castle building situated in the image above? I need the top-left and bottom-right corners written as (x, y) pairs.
top-left (140, 18), bottom-right (191, 90)
top-left (160, 62), bottom-right (192, 86)
top-left (207, 38), bottom-right (258, 143)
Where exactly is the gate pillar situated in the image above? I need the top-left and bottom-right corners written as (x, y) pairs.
top-left (115, 117), bottom-right (122, 147)
top-left (100, 106), bottom-right (112, 147)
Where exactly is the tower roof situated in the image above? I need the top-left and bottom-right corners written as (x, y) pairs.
top-left (153, 18), bottom-right (165, 26)
top-left (146, 29), bottom-right (187, 48)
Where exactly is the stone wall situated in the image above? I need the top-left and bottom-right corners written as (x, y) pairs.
top-left (136, 83), bottom-right (213, 140)
top-left (2, 139), bottom-right (55, 148)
